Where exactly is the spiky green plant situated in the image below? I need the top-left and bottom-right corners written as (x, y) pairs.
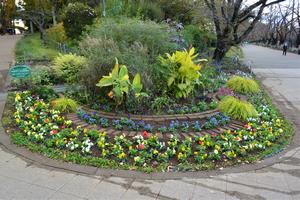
top-left (226, 76), bottom-right (260, 94)
top-left (51, 98), bottom-right (79, 113)
top-left (218, 96), bottom-right (258, 121)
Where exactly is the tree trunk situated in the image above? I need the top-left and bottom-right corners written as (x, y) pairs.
top-left (51, 6), bottom-right (57, 26)
top-left (30, 20), bottom-right (34, 33)
top-left (213, 39), bottom-right (230, 63)
top-left (39, 27), bottom-right (47, 44)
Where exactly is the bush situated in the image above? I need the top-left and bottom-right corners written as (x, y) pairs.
top-left (79, 18), bottom-right (177, 93)
top-left (53, 53), bottom-right (87, 84)
top-left (11, 66), bottom-right (59, 89)
top-left (31, 85), bottom-right (59, 101)
top-left (46, 23), bottom-right (67, 44)
top-left (226, 76), bottom-right (260, 94)
top-left (159, 0), bottom-right (195, 24)
top-left (159, 48), bottom-right (207, 98)
top-left (183, 25), bottom-right (216, 51)
top-left (51, 97), bottom-right (79, 113)
top-left (218, 96), bottom-right (258, 121)
top-left (140, 2), bottom-right (164, 21)
top-left (62, 3), bottom-right (97, 39)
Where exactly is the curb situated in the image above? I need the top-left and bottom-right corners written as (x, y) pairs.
top-left (0, 69), bottom-right (299, 180)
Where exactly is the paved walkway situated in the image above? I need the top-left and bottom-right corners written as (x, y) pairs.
top-left (0, 39), bottom-right (300, 199)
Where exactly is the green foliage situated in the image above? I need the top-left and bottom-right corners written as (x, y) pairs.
top-left (79, 17), bottom-right (177, 93)
top-left (151, 96), bottom-right (174, 113)
top-left (53, 53), bottom-right (87, 83)
top-left (11, 66), bottom-right (58, 89)
top-left (31, 85), bottom-right (59, 101)
top-left (218, 96), bottom-right (258, 121)
top-left (62, 3), bottom-right (97, 39)
top-left (225, 46), bottom-right (244, 58)
top-left (227, 76), bottom-right (260, 94)
top-left (15, 33), bottom-right (59, 61)
top-left (158, 0), bottom-right (196, 24)
top-left (51, 97), bottom-right (79, 113)
top-left (159, 48), bottom-right (206, 98)
top-left (96, 59), bottom-right (145, 105)
top-left (183, 25), bottom-right (216, 51)
top-left (46, 23), bottom-right (67, 44)
top-left (126, 1), bottom-right (164, 21)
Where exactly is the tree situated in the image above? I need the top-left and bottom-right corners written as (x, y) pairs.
top-left (204, 0), bottom-right (286, 62)
top-left (19, 0), bottom-right (51, 41)
top-left (0, 0), bottom-right (16, 32)
top-left (49, 0), bottom-right (67, 26)
top-left (62, 3), bottom-right (97, 39)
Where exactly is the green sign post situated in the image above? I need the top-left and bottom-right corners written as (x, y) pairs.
top-left (9, 65), bottom-right (31, 78)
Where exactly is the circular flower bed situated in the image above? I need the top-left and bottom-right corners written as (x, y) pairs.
top-left (11, 91), bottom-right (292, 171)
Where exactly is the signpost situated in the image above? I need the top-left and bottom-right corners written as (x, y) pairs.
top-left (9, 65), bottom-right (31, 78)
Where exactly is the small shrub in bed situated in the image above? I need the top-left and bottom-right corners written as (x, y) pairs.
top-left (51, 97), bottom-right (79, 113)
top-left (218, 96), bottom-right (258, 121)
top-left (53, 53), bottom-right (87, 84)
top-left (226, 76), bottom-right (260, 94)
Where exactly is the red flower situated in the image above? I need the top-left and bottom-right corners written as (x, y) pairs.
top-left (143, 131), bottom-right (149, 138)
top-left (51, 130), bottom-right (58, 135)
top-left (235, 137), bottom-right (241, 141)
top-left (138, 143), bottom-right (145, 150)
top-left (198, 140), bottom-right (203, 145)
top-left (61, 125), bottom-right (65, 129)
top-left (252, 128), bottom-right (257, 132)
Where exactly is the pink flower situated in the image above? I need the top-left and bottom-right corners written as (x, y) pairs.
top-left (143, 131), bottom-right (149, 139)
top-left (138, 143), bottom-right (145, 150)
top-left (50, 130), bottom-right (58, 135)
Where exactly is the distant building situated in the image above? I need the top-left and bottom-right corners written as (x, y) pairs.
top-left (13, 0), bottom-right (27, 34)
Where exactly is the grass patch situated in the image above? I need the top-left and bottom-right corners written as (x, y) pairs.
top-left (15, 33), bottom-right (59, 62)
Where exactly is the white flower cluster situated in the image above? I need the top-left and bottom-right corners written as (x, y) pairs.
top-left (81, 138), bottom-right (94, 153)
top-left (66, 141), bottom-right (79, 151)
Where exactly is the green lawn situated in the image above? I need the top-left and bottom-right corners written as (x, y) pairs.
top-left (15, 33), bottom-right (59, 62)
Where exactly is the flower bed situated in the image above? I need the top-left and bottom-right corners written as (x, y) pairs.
top-left (75, 108), bottom-right (231, 133)
top-left (11, 91), bottom-right (291, 171)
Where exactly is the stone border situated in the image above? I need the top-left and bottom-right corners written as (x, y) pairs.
top-left (0, 72), bottom-right (299, 180)
top-left (67, 111), bottom-right (245, 140)
top-left (82, 106), bottom-right (220, 122)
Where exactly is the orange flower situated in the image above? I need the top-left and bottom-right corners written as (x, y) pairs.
top-left (107, 91), bottom-right (114, 99)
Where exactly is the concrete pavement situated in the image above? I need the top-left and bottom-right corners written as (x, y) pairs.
top-left (0, 38), bottom-right (300, 200)
top-left (0, 35), bottom-right (20, 119)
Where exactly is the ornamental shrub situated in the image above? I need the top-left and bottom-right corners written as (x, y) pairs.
top-left (46, 23), bottom-right (67, 44)
top-left (159, 48), bottom-right (207, 98)
top-left (53, 53), bottom-right (87, 83)
top-left (218, 96), bottom-right (258, 121)
top-left (51, 97), bottom-right (79, 113)
top-left (183, 25), bottom-right (216, 51)
top-left (226, 76), bottom-right (260, 94)
top-left (79, 18), bottom-right (177, 93)
top-left (62, 3), bottom-right (97, 39)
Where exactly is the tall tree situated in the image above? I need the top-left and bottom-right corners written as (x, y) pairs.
top-left (204, 0), bottom-right (286, 62)
top-left (19, 0), bottom-right (51, 41)
top-left (49, 0), bottom-right (67, 25)
top-left (0, 0), bottom-right (16, 31)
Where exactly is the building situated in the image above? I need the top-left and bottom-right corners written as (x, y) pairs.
top-left (13, 0), bottom-right (27, 34)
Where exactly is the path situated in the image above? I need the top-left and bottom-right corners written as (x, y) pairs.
top-left (0, 39), bottom-right (300, 200)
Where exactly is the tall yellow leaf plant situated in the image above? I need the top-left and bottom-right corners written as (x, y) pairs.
top-left (159, 47), bottom-right (207, 98)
